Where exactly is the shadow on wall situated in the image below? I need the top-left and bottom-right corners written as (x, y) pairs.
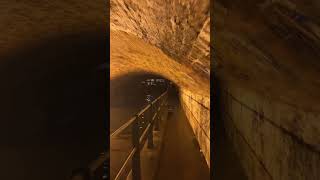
top-left (0, 31), bottom-right (107, 180)
top-left (212, 76), bottom-right (223, 149)
top-left (212, 75), bottom-right (248, 180)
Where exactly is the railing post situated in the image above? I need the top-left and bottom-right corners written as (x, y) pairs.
top-left (132, 115), bottom-right (141, 180)
top-left (147, 103), bottom-right (154, 149)
top-left (154, 101), bottom-right (161, 131)
top-left (154, 117), bottom-right (160, 131)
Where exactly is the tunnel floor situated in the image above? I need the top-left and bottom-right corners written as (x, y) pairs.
top-left (155, 95), bottom-right (210, 180)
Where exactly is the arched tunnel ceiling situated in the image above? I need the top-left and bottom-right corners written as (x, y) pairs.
top-left (110, 0), bottom-right (210, 95)
top-left (111, 30), bottom-right (210, 96)
top-left (214, 0), bottom-right (320, 111)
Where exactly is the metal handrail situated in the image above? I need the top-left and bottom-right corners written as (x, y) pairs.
top-left (70, 87), bottom-right (170, 180)
top-left (110, 116), bottom-right (137, 138)
top-left (110, 90), bottom-right (168, 139)
top-left (111, 89), bottom-right (169, 180)
top-left (114, 148), bottom-right (136, 180)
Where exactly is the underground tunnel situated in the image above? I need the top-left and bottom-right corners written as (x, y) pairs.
top-left (110, 0), bottom-right (211, 179)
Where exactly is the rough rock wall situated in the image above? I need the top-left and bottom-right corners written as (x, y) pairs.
top-left (111, 0), bottom-right (209, 65)
top-left (110, 0), bottom-right (210, 94)
top-left (219, 83), bottom-right (320, 180)
top-left (214, 0), bottom-right (320, 111)
top-left (180, 89), bottom-right (210, 166)
top-left (214, 0), bottom-right (320, 179)
top-left (187, 17), bottom-right (211, 75)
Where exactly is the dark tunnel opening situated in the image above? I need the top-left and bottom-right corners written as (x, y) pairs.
top-left (110, 72), bottom-right (175, 134)
top-left (0, 32), bottom-right (107, 180)
top-left (110, 73), bottom-right (169, 107)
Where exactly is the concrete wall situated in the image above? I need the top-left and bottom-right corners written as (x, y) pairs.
top-left (219, 83), bottom-right (320, 180)
top-left (180, 89), bottom-right (210, 167)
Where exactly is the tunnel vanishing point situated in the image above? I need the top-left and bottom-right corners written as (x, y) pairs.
top-left (0, 0), bottom-right (319, 180)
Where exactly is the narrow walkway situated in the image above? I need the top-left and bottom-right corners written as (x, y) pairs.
top-left (155, 97), bottom-right (210, 180)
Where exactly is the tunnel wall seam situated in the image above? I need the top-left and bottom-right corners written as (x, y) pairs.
top-left (181, 93), bottom-right (210, 110)
top-left (224, 106), bottom-right (274, 180)
top-left (226, 90), bottom-right (320, 153)
top-left (181, 102), bottom-right (210, 139)
top-left (181, 101), bottom-right (210, 166)
top-left (180, 89), bottom-right (210, 167)
top-left (221, 87), bottom-right (320, 180)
